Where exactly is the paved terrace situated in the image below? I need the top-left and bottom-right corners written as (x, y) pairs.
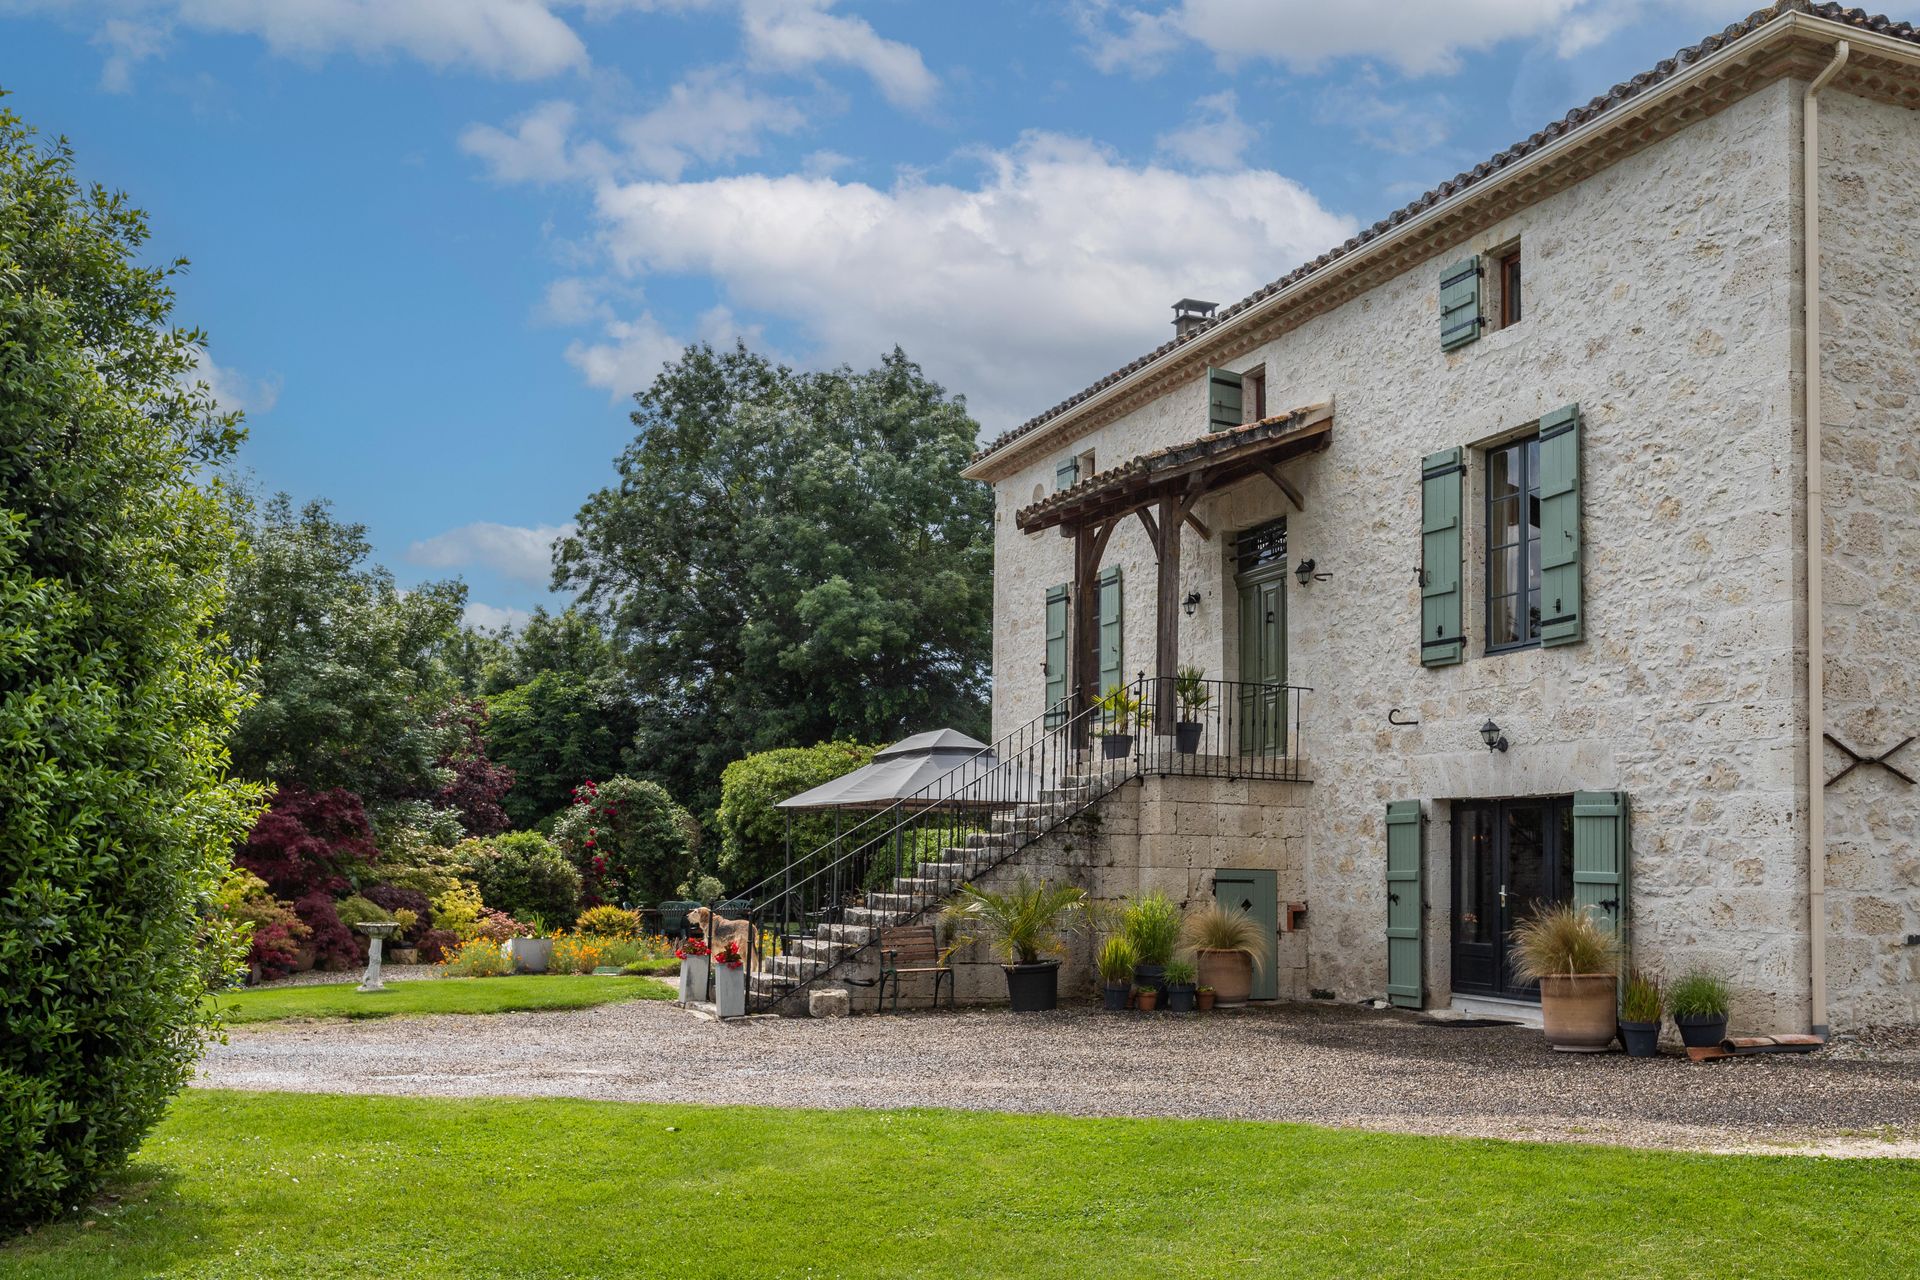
top-left (198, 997), bottom-right (1920, 1157)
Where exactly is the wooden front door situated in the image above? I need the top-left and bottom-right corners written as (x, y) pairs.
top-left (1449, 797), bottom-right (1574, 1002)
top-left (1235, 569), bottom-right (1286, 754)
top-left (1213, 868), bottom-right (1278, 1001)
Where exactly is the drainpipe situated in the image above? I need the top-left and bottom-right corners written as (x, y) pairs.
top-left (1803, 40), bottom-right (1848, 1040)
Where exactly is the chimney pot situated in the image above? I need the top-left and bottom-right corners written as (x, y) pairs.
top-left (1172, 298), bottom-right (1217, 339)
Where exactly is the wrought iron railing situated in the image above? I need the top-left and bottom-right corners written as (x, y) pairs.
top-left (692, 675), bottom-right (1309, 1014)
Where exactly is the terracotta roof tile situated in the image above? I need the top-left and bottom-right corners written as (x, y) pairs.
top-left (971, 2), bottom-right (1917, 469)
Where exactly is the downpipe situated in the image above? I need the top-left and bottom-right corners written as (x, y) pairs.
top-left (1803, 40), bottom-right (1848, 1039)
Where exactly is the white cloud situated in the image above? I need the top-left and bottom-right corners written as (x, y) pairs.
top-left (460, 100), bottom-right (609, 184)
top-left (617, 68), bottom-right (809, 179)
top-left (1088, 0), bottom-right (1582, 76)
top-left (187, 347), bottom-right (281, 415)
top-left (93, 17), bottom-right (171, 91)
top-left (173, 0), bottom-right (588, 78)
top-left (464, 602), bottom-right (533, 631)
top-left (407, 521), bottom-right (576, 586)
top-left (1313, 81), bottom-right (1455, 155)
top-left (564, 311), bottom-right (685, 397)
top-left (588, 131), bottom-right (1356, 430)
top-left (740, 0), bottom-right (937, 108)
top-left (1154, 90), bottom-right (1256, 170)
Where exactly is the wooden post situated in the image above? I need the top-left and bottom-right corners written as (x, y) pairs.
top-left (1153, 494), bottom-right (1181, 735)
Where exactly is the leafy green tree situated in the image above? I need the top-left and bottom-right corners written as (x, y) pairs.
top-left (454, 831), bottom-right (581, 927)
top-left (556, 344), bottom-right (991, 816)
top-left (486, 671), bottom-right (637, 830)
top-left (550, 776), bottom-right (693, 908)
top-left (715, 741), bottom-right (879, 893)
top-left (479, 606), bottom-right (625, 696)
top-left (221, 493), bottom-right (467, 809)
top-left (0, 108), bottom-right (262, 1233)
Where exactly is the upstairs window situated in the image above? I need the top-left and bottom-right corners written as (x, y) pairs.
top-left (1245, 367), bottom-right (1267, 423)
top-left (1497, 247), bottom-right (1523, 329)
top-left (1485, 433), bottom-right (1542, 651)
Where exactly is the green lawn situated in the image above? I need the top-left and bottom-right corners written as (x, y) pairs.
top-left (213, 974), bottom-right (673, 1024)
top-left (6, 1091), bottom-right (1916, 1279)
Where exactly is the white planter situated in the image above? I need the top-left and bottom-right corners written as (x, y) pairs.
top-left (715, 963), bottom-right (746, 1018)
top-left (501, 937), bottom-right (553, 974)
top-left (679, 955), bottom-right (710, 1005)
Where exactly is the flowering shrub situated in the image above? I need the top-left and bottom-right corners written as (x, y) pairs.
top-left (551, 776), bottom-right (693, 907)
top-left (417, 928), bottom-right (459, 963)
top-left (547, 933), bottom-right (653, 974)
top-left (676, 935), bottom-right (711, 960)
top-left (575, 904), bottom-right (642, 939)
top-left (471, 907), bottom-right (533, 944)
top-left (440, 938), bottom-right (514, 978)
top-left (714, 940), bottom-right (745, 969)
top-left (292, 891), bottom-right (359, 970)
top-left (236, 785), bottom-right (380, 899)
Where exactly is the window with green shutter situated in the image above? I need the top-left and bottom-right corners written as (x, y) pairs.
top-left (1439, 255), bottom-right (1483, 351)
top-left (1097, 566), bottom-right (1123, 696)
top-left (1206, 367), bottom-right (1243, 432)
top-left (1044, 583), bottom-right (1069, 727)
top-left (1571, 791), bottom-right (1629, 962)
top-left (1537, 404), bottom-right (1583, 647)
top-left (1385, 800), bottom-right (1425, 1009)
top-left (1420, 447), bottom-right (1465, 667)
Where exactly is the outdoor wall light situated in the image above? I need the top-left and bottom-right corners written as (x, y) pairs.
top-left (1294, 558), bottom-right (1316, 586)
top-left (1480, 719), bottom-right (1510, 753)
top-left (1182, 590), bottom-right (1201, 616)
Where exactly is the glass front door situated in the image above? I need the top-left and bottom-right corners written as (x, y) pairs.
top-left (1449, 797), bottom-right (1574, 1001)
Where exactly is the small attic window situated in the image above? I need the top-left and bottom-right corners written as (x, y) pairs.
top-left (1494, 245), bottom-right (1523, 329)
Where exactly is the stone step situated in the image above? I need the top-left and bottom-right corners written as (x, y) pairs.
top-left (768, 954), bottom-right (832, 979)
top-left (843, 905), bottom-right (906, 926)
top-left (790, 937), bottom-right (850, 962)
top-left (816, 923), bottom-right (876, 945)
top-left (867, 892), bottom-right (926, 913)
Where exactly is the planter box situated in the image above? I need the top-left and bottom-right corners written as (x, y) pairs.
top-left (501, 937), bottom-right (552, 974)
top-left (714, 963), bottom-right (746, 1017)
top-left (679, 955), bottom-right (710, 1005)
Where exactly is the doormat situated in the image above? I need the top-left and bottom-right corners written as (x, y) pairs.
top-left (1421, 1017), bottom-right (1521, 1029)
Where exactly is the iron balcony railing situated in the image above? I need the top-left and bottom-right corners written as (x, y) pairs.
top-left (689, 675), bottom-right (1310, 1014)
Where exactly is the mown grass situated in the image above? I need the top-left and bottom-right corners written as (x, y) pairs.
top-left (5, 1090), bottom-right (1916, 1278)
top-left (213, 974), bottom-right (673, 1024)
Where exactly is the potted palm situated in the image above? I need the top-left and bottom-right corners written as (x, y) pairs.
top-left (1619, 971), bottom-right (1663, 1058)
top-left (1173, 665), bottom-right (1210, 755)
top-left (1121, 891), bottom-right (1180, 1008)
top-left (1095, 684), bottom-right (1143, 760)
top-left (1669, 969), bottom-right (1732, 1048)
top-left (1163, 960), bottom-right (1198, 1012)
top-left (1511, 902), bottom-right (1620, 1053)
top-left (944, 876), bottom-right (1088, 1012)
top-left (1097, 935), bottom-right (1135, 1012)
top-left (1184, 903), bottom-right (1264, 1006)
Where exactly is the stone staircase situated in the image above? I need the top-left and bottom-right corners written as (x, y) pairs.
top-left (748, 771), bottom-right (1124, 1009)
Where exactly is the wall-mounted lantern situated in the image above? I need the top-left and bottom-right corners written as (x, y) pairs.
top-left (1182, 590), bottom-right (1202, 617)
top-left (1480, 719), bottom-right (1510, 753)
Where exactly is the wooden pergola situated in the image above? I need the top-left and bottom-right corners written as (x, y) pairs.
top-left (1014, 401), bottom-right (1333, 734)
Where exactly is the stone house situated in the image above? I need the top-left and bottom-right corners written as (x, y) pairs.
top-left (955, 2), bottom-right (1920, 1034)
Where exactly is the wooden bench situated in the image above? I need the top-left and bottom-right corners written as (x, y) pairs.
top-left (877, 924), bottom-right (954, 1012)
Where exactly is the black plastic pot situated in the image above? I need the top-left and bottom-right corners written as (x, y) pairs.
top-left (1618, 1019), bottom-right (1661, 1058)
top-left (1132, 962), bottom-right (1167, 1009)
top-left (1674, 1012), bottom-right (1728, 1049)
top-left (1101, 733), bottom-right (1134, 760)
top-left (1165, 983), bottom-right (1196, 1013)
top-left (1004, 961), bottom-right (1060, 1012)
top-left (1102, 981), bottom-right (1129, 1011)
top-left (1174, 722), bottom-right (1202, 754)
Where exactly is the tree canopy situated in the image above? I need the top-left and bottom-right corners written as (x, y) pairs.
top-left (0, 107), bottom-right (262, 1232)
top-left (555, 344), bottom-right (992, 817)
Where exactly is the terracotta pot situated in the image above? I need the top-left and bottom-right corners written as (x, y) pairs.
top-left (1538, 973), bottom-right (1619, 1053)
top-left (1196, 989), bottom-right (1216, 1012)
top-left (1196, 949), bottom-right (1253, 1005)
top-left (1134, 988), bottom-right (1158, 1011)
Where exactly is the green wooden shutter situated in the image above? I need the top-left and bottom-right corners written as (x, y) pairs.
top-left (1206, 367), bottom-right (1243, 432)
top-left (1055, 456), bottom-right (1079, 491)
top-left (1571, 791), bottom-right (1629, 952)
top-left (1385, 801), bottom-right (1425, 1008)
top-left (1044, 583), bottom-right (1069, 727)
top-left (1097, 566), bottom-right (1123, 697)
top-left (1420, 447), bottom-right (1465, 667)
top-left (1440, 255), bottom-right (1482, 351)
top-left (1537, 404), bottom-right (1583, 647)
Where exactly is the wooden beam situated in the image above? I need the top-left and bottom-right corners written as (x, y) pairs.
top-left (1259, 463), bottom-right (1305, 512)
top-left (1072, 519), bottom-right (1119, 745)
top-left (1153, 494), bottom-right (1182, 735)
top-left (1135, 507), bottom-right (1161, 554)
top-left (1184, 511), bottom-right (1213, 541)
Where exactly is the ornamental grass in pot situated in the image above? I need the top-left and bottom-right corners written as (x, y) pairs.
top-left (1511, 902), bottom-right (1620, 1053)
top-left (1096, 684), bottom-right (1143, 761)
top-left (1668, 969), bottom-right (1732, 1048)
top-left (944, 876), bottom-right (1087, 1013)
top-left (1184, 904), bottom-right (1264, 1006)
top-left (1121, 891), bottom-right (1181, 1007)
top-left (1097, 935), bottom-right (1136, 1012)
top-left (1163, 960), bottom-right (1198, 1013)
top-left (1618, 971), bottom-right (1663, 1058)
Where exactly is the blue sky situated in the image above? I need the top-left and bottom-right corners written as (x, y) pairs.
top-left (1, 0), bottom-right (1761, 626)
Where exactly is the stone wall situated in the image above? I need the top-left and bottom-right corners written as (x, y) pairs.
top-left (986, 81), bottom-right (1821, 1029)
top-left (1817, 89), bottom-right (1920, 1025)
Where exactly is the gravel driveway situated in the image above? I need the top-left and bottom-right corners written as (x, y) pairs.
top-left (198, 998), bottom-right (1920, 1156)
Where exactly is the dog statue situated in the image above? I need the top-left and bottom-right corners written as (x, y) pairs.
top-left (687, 905), bottom-right (751, 962)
